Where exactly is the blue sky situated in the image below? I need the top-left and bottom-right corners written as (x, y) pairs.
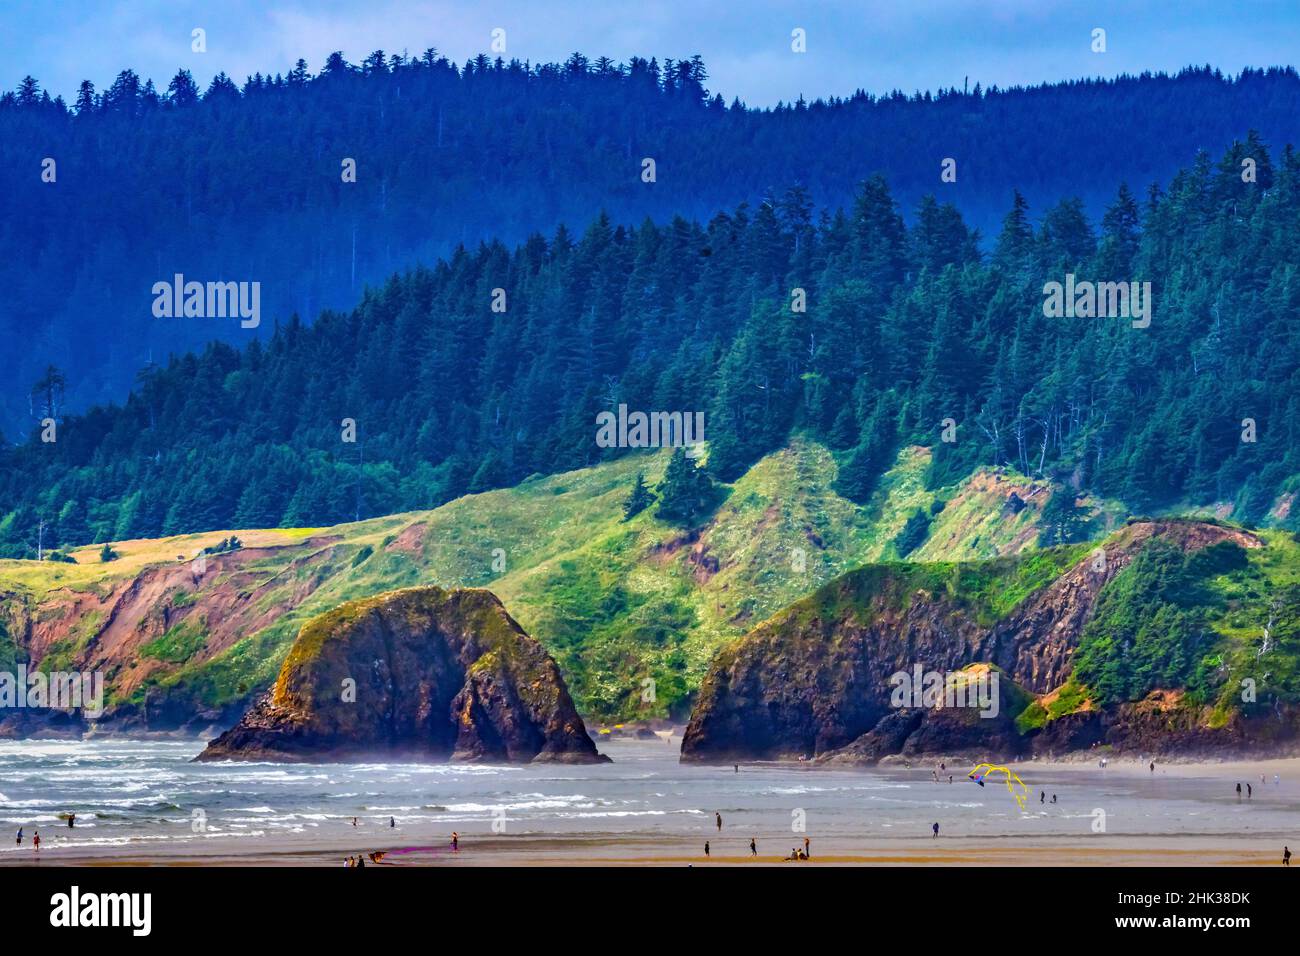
top-left (4, 0), bottom-right (1299, 107)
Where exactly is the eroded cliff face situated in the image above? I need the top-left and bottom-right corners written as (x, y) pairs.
top-left (681, 521), bottom-right (1271, 763)
top-left (198, 586), bottom-right (607, 764)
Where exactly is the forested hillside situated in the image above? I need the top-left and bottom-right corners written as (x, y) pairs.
top-left (3, 54), bottom-right (1300, 428)
top-left (1, 133), bottom-right (1298, 557)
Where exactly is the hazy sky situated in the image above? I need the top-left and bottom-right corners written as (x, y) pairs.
top-left (4, 0), bottom-right (1299, 107)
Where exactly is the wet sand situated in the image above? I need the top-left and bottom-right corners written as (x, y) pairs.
top-left (4, 747), bottom-right (1297, 867)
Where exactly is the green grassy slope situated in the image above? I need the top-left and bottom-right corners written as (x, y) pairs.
top-left (0, 439), bottom-right (1117, 724)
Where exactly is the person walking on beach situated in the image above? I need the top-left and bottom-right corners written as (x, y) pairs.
top-left (932, 822), bottom-right (939, 839)
top-left (1149, 761), bottom-right (1155, 773)
top-left (1051, 794), bottom-right (1057, 804)
top-left (389, 816), bottom-right (395, 828)
top-left (1040, 790), bottom-right (1045, 804)
top-left (357, 854), bottom-right (365, 868)
top-left (1236, 782), bottom-right (1242, 799)
top-left (1284, 846), bottom-right (1292, 867)
top-left (704, 841), bottom-right (710, 857)
top-left (715, 812), bottom-right (722, 831)
top-left (750, 838), bottom-right (757, 856)
top-left (803, 836), bottom-right (810, 859)
top-left (15, 828), bottom-right (21, 846)
top-left (1247, 783), bottom-right (1252, 799)
top-left (451, 832), bottom-right (459, 851)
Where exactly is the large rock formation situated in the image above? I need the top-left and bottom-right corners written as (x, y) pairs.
top-left (198, 586), bottom-right (607, 763)
top-left (682, 521), bottom-right (1274, 763)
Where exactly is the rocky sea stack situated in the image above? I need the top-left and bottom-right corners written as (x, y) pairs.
top-left (681, 520), bottom-right (1294, 764)
top-left (198, 586), bottom-right (607, 764)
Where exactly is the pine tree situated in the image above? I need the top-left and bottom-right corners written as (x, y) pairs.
top-left (622, 472), bottom-right (655, 521)
top-left (1037, 485), bottom-right (1093, 546)
top-left (655, 450), bottom-right (715, 526)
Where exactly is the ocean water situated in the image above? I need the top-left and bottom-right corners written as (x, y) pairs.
top-left (1, 737), bottom-right (1297, 863)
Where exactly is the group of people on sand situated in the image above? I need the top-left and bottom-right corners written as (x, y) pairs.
top-left (1236, 775), bottom-right (1282, 800)
top-left (704, 814), bottom-right (811, 861)
top-left (15, 812), bottom-right (76, 854)
top-left (342, 830), bottom-right (459, 866)
top-left (784, 837), bottom-right (812, 861)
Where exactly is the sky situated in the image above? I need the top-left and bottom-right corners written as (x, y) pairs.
top-left (3, 0), bottom-right (1299, 107)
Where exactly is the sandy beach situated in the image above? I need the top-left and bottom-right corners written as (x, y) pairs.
top-left (3, 739), bottom-right (1297, 867)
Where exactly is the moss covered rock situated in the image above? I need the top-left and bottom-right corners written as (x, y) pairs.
top-left (198, 586), bottom-right (607, 764)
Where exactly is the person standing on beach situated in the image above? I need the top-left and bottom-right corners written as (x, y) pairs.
top-left (704, 841), bottom-right (710, 857)
top-left (1040, 791), bottom-right (1045, 804)
top-left (32, 830), bottom-right (40, 852)
top-left (1247, 783), bottom-right (1252, 799)
top-left (389, 816), bottom-right (395, 828)
top-left (1236, 782), bottom-right (1242, 799)
top-left (14, 828), bottom-right (21, 846)
top-left (932, 822), bottom-right (939, 839)
top-left (1150, 761), bottom-right (1155, 773)
top-left (803, 836), bottom-right (810, 859)
top-left (451, 831), bottom-right (459, 851)
top-left (750, 838), bottom-right (757, 856)
top-left (1284, 846), bottom-right (1291, 866)
top-left (715, 812), bottom-right (722, 831)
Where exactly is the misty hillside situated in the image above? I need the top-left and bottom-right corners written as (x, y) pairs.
top-left (2, 133), bottom-right (1299, 558)
top-left (3, 55), bottom-right (1300, 427)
